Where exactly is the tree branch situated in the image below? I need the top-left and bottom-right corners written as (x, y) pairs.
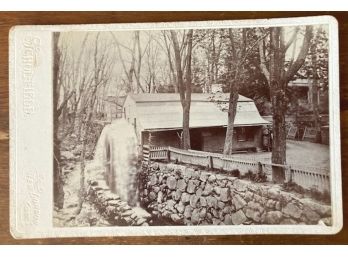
top-left (285, 26), bottom-right (313, 81)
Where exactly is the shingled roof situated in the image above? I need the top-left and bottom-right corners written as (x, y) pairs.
top-left (124, 93), bottom-right (269, 131)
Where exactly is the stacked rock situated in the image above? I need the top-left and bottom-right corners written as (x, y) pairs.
top-left (87, 179), bottom-right (151, 226)
top-left (139, 162), bottom-right (332, 226)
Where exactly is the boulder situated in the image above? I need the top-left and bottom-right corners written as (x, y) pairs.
top-left (191, 209), bottom-right (200, 224)
top-left (224, 214), bottom-right (233, 225)
top-left (245, 208), bottom-right (261, 223)
top-left (275, 201), bottom-right (281, 211)
top-left (244, 191), bottom-right (254, 202)
top-left (196, 188), bottom-right (203, 197)
top-left (199, 172), bottom-right (208, 182)
top-left (190, 195), bottom-right (200, 208)
top-left (248, 183), bottom-right (259, 193)
top-left (213, 186), bottom-right (221, 195)
top-left (184, 168), bottom-right (194, 179)
top-left (253, 194), bottom-right (262, 203)
top-left (151, 162), bottom-right (160, 170)
top-left (206, 195), bottom-right (218, 208)
top-left (176, 202), bottom-right (185, 214)
top-left (217, 179), bottom-right (228, 188)
top-left (171, 214), bottom-right (183, 223)
top-left (181, 192), bottom-right (191, 203)
top-left (248, 201), bottom-right (262, 211)
top-left (234, 179), bottom-right (249, 192)
top-left (220, 188), bottom-right (229, 202)
top-left (203, 183), bottom-right (214, 196)
top-left (217, 201), bottom-right (225, 210)
top-left (150, 174), bottom-right (158, 186)
top-left (300, 198), bottom-right (331, 217)
top-left (167, 176), bottom-right (177, 190)
top-left (303, 206), bottom-right (321, 223)
top-left (200, 197), bottom-right (207, 207)
top-left (268, 187), bottom-right (281, 200)
top-left (199, 208), bottom-right (207, 219)
top-left (231, 210), bottom-right (247, 225)
top-left (136, 218), bottom-right (146, 226)
top-left (187, 180), bottom-right (197, 193)
top-left (157, 191), bottom-right (163, 203)
top-left (280, 191), bottom-right (293, 203)
top-left (266, 199), bottom-right (275, 209)
top-left (211, 208), bottom-right (219, 218)
top-left (282, 203), bottom-right (302, 219)
top-left (192, 170), bottom-right (201, 179)
top-left (233, 194), bottom-right (247, 211)
top-left (184, 205), bottom-right (193, 218)
top-left (176, 179), bottom-right (187, 192)
top-left (208, 175), bottom-right (217, 183)
top-left (173, 190), bottom-right (182, 201)
top-left (212, 218), bottom-right (221, 225)
top-left (167, 199), bottom-right (176, 211)
top-left (264, 211), bottom-right (283, 224)
top-left (223, 206), bottom-right (233, 214)
top-left (149, 191), bottom-right (157, 201)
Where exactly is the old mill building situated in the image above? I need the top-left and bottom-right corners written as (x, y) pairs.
top-left (122, 93), bottom-right (270, 153)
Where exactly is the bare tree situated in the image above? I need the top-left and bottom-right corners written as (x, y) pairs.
top-left (53, 32), bottom-right (65, 209)
top-left (111, 31), bottom-right (147, 93)
top-left (223, 29), bottom-right (246, 155)
top-left (75, 33), bottom-right (115, 213)
top-left (171, 30), bottom-right (193, 150)
top-left (162, 31), bottom-right (178, 92)
top-left (223, 29), bottom-right (268, 155)
top-left (258, 26), bottom-right (313, 183)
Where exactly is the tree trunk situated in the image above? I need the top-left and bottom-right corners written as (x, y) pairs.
top-left (223, 83), bottom-right (238, 155)
top-left (271, 82), bottom-right (287, 183)
top-left (258, 26), bottom-right (313, 183)
top-left (223, 29), bottom-right (245, 155)
top-left (182, 30), bottom-right (193, 150)
top-left (311, 38), bottom-right (321, 143)
top-left (269, 28), bottom-right (287, 183)
top-left (53, 32), bottom-right (64, 209)
top-left (182, 103), bottom-right (191, 150)
top-left (170, 30), bottom-right (193, 150)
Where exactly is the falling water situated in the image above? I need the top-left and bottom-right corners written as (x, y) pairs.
top-left (93, 119), bottom-right (140, 206)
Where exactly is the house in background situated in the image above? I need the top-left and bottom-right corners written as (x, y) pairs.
top-left (122, 93), bottom-right (270, 153)
top-left (103, 95), bottom-right (126, 122)
top-left (288, 78), bottom-right (328, 112)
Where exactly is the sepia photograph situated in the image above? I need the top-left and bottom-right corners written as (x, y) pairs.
top-left (52, 22), bottom-right (334, 228)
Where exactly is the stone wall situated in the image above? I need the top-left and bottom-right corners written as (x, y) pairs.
top-left (139, 162), bottom-right (332, 226)
top-left (87, 179), bottom-right (151, 226)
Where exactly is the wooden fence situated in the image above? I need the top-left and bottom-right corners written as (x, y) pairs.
top-left (143, 146), bottom-right (330, 193)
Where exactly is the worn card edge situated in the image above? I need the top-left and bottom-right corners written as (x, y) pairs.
top-left (9, 15), bottom-right (342, 238)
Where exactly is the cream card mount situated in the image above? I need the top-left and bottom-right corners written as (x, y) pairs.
top-left (9, 15), bottom-right (342, 238)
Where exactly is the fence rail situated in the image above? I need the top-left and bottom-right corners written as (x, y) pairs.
top-left (143, 145), bottom-right (330, 193)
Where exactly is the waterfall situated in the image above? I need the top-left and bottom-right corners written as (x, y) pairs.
top-left (92, 119), bottom-right (140, 206)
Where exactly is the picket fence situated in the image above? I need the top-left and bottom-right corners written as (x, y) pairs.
top-left (143, 145), bottom-right (330, 193)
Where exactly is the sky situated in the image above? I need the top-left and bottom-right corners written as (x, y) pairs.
top-left (57, 24), bottom-right (329, 98)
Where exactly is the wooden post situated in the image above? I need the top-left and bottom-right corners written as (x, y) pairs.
top-left (208, 155), bottom-right (213, 170)
top-left (286, 165), bottom-right (292, 183)
top-left (167, 148), bottom-right (171, 163)
top-left (257, 161), bottom-right (263, 174)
